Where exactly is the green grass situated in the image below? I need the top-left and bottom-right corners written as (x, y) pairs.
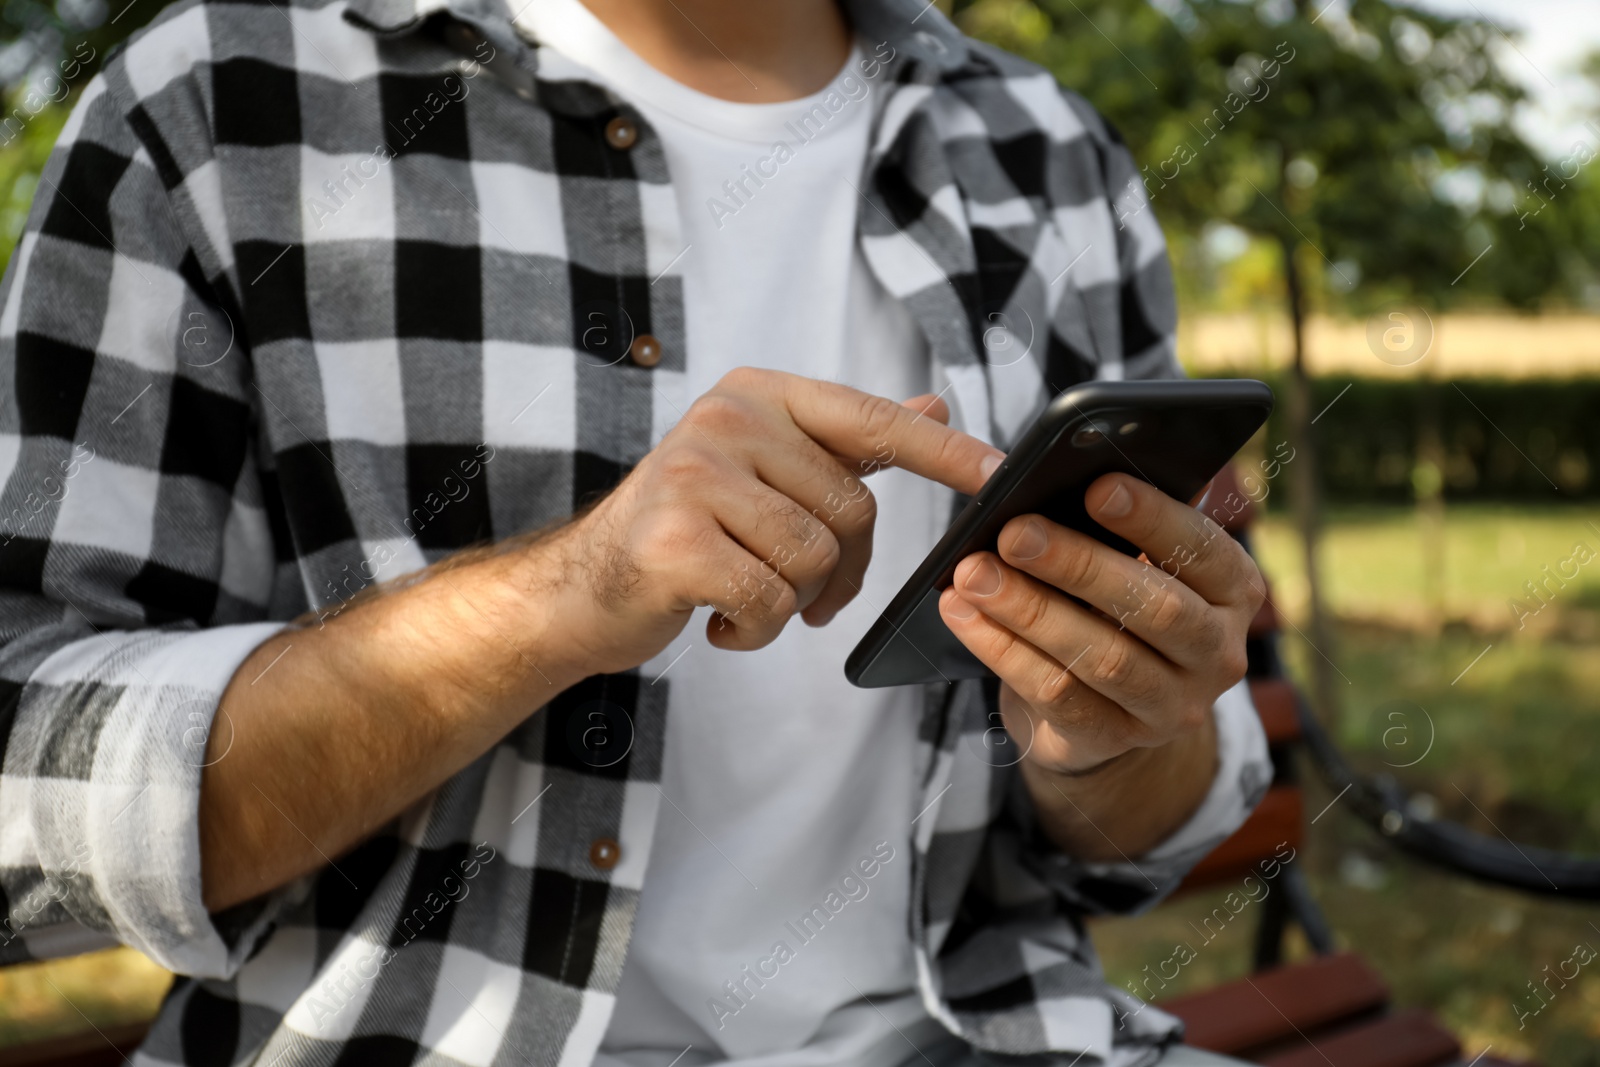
top-left (1253, 504), bottom-right (1600, 632)
top-left (5, 504), bottom-right (1600, 1062)
top-left (1096, 504), bottom-right (1600, 1066)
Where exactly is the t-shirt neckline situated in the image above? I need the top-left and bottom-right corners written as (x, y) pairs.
top-left (513, 0), bottom-right (866, 145)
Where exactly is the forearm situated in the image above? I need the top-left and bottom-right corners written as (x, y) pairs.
top-left (1021, 708), bottom-right (1218, 862)
top-left (199, 533), bottom-right (588, 912)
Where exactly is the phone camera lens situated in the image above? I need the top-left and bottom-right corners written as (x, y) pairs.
top-left (1119, 421), bottom-right (1140, 436)
top-left (1070, 424), bottom-right (1105, 448)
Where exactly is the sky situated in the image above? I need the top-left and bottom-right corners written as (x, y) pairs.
top-left (1402, 0), bottom-right (1600, 156)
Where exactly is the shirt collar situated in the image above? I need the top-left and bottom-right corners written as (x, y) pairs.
top-left (341, 0), bottom-right (970, 72)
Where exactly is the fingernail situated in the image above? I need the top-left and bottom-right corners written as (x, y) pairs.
top-left (980, 453), bottom-right (1003, 481)
top-left (944, 592), bottom-right (978, 620)
top-left (965, 557), bottom-right (1002, 597)
top-left (1098, 483), bottom-right (1132, 519)
top-left (1010, 518), bottom-right (1047, 560)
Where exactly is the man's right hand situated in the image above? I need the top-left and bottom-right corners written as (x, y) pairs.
top-left (200, 369), bottom-right (999, 912)
top-left (540, 368), bottom-right (1004, 676)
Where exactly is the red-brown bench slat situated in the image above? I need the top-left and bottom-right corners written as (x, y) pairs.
top-left (1176, 784), bottom-right (1302, 894)
top-left (1259, 1007), bottom-right (1460, 1067)
top-left (1249, 676), bottom-right (1302, 746)
top-left (1159, 952), bottom-right (1388, 1055)
top-left (0, 1021), bottom-right (151, 1067)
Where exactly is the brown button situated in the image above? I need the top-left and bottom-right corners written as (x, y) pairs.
top-left (629, 334), bottom-right (662, 368)
top-left (604, 116), bottom-right (638, 150)
top-left (589, 837), bottom-right (621, 870)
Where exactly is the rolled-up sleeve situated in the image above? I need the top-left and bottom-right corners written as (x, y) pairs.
top-left (3, 622), bottom-right (289, 974)
top-left (0, 69), bottom-right (293, 976)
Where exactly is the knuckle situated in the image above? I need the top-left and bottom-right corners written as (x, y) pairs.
top-left (1238, 555), bottom-right (1267, 608)
top-left (798, 525), bottom-right (842, 578)
top-left (724, 565), bottom-right (791, 620)
top-left (1193, 612), bottom-right (1228, 654)
top-left (1192, 518), bottom-right (1229, 562)
top-left (1056, 542), bottom-right (1099, 591)
top-left (1182, 530), bottom-right (1216, 570)
top-left (830, 478), bottom-right (877, 534)
top-left (1246, 578), bottom-right (1268, 613)
top-left (1014, 583), bottom-right (1053, 636)
top-left (1179, 702), bottom-right (1212, 734)
top-left (788, 496), bottom-right (823, 536)
top-left (1037, 664), bottom-right (1075, 708)
top-left (854, 392), bottom-right (905, 442)
top-left (656, 446), bottom-right (717, 487)
top-left (986, 624), bottom-right (1024, 671)
top-left (659, 516), bottom-right (722, 570)
top-left (763, 578), bottom-right (799, 619)
top-left (1219, 641), bottom-right (1249, 684)
top-left (717, 366), bottom-right (765, 393)
top-left (1092, 635), bottom-right (1138, 688)
top-left (926, 424), bottom-right (966, 470)
top-left (1147, 579), bottom-right (1188, 633)
top-left (686, 392), bottom-right (752, 433)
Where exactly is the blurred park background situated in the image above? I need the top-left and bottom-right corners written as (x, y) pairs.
top-left (2, 0), bottom-right (1599, 1062)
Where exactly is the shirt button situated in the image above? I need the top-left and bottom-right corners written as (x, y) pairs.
top-left (589, 837), bottom-right (622, 870)
top-left (605, 116), bottom-right (639, 150)
top-left (629, 334), bottom-right (662, 368)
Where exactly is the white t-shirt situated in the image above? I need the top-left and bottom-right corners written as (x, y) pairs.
top-left (513, 4), bottom-right (950, 1067)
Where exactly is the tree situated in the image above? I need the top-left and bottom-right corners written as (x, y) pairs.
top-left (2, 0), bottom-right (183, 265)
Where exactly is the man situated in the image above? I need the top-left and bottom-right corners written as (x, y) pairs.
top-left (0, 0), bottom-right (1271, 1064)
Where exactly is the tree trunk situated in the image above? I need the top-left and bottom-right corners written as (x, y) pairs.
top-left (1280, 235), bottom-right (1341, 727)
top-left (1416, 378), bottom-right (1446, 634)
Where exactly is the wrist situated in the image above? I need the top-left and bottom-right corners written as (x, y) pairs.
top-left (1022, 711), bottom-right (1219, 860)
top-left (484, 525), bottom-right (597, 700)
top-left (368, 528), bottom-right (591, 725)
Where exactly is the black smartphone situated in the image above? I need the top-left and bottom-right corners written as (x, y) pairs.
top-left (844, 378), bottom-right (1274, 689)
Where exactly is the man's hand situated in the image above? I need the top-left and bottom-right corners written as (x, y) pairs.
top-left (937, 473), bottom-right (1264, 858)
top-left (201, 370), bottom-right (999, 912)
top-left (547, 367), bottom-right (1003, 675)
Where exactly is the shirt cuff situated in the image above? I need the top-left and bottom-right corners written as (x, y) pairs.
top-left (22, 621), bottom-right (295, 977)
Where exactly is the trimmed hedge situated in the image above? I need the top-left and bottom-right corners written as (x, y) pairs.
top-left (1212, 376), bottom-right (1600, 503)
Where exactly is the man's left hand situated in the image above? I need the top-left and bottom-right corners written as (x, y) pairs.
top-left (937, 472), bottom-right (1263, 856)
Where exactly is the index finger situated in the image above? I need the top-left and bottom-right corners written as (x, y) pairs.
top-left (1083, 473), bottom-right (1262, 607)
top-left (776, 373), bottom-right (1004, 496)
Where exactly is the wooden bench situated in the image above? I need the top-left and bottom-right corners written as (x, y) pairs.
top-left (0, 466), bottom-right (1527, 1066)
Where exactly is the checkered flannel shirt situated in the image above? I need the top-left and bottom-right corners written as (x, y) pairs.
top-left (0, 0), bottom-right (1272, 1062)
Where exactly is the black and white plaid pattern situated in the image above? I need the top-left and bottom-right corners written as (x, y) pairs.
top-left (0, 0), bottom-right (1270, 1062)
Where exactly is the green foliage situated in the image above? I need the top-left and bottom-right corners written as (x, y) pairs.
top-left (957, 0), bottom-right (1600, 312)
top-left (1, 0), bottom-right (176, 84)
top-left (0, 98), bottom-right (63, 264)
top-left (0, 0), bottom-right (186, 274)
top-left (1237, 375), bottom-right (1600, 501)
